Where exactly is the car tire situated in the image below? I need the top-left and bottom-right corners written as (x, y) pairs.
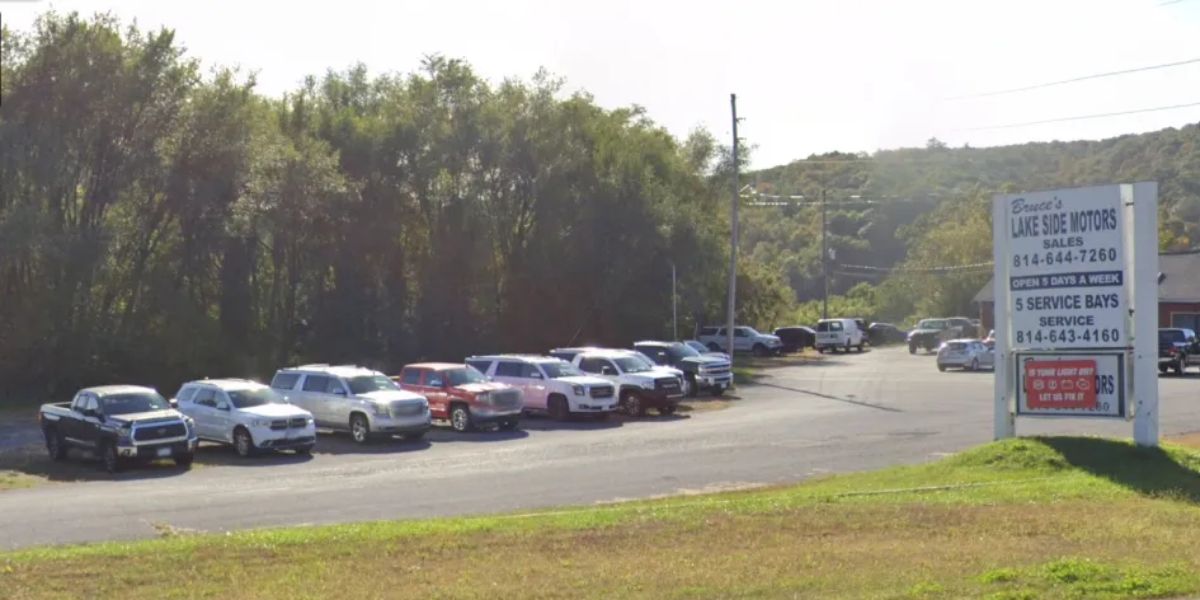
top-left (711, 384), bottom-right (725, 397)
top-left (620, 391), bottom-right (645, 417)
top-left (659, 404), bottom-right (677, 416)
top-left (44, 427), bottom-right (66, 461)
top-left (685, 374), bottom-right (698, 398)
top-left (294, 444), bottom-right (315, 454)
top-left (970, 358), bottom-right (979, 371)
top-left (908, 343), bottom-right (917, 354)
top-left (548, 395), bottom-right (570, 421)
top-left (817, 346), bottom-right (826, 354)
top-left (102, 442), bottom-right (123, 474)
top-left (450, 404), bottom-right (473, 432)
top-left (1175, 359), bottom-right (1185, 376)
top-left (937, 364), bottom-right (947, 372)
top-left (752, 344), bottom-right (767, 357)
top-left (350, 413), bottom-right (372, 444)
top-left (174, 453), bottom-right (194, 469)
top-left (233, 427), bottom-right (256, 458)
top-left (498, 418), bottom-right (519, 431)
top-left (856, 343), bottom-right (864, 352)
top-left (1159, 364), bottom-right (1169, 374)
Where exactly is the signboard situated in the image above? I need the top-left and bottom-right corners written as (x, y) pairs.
top-left (1015, 352), bottom-right (1125, 417)
top-left (992, 182), bottom-right (1157, 445)
top-left (1004, 186), bottom-right (1126, 350)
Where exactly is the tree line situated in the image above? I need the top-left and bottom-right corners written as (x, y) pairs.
top-left (1, 12), bottom-right (786, 402)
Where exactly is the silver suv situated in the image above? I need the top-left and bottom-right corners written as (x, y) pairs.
top-left (270, 364), bottom-right (430, 444)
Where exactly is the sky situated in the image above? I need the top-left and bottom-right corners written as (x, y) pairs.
top-left (4, 0), bottom-right (1200, 168)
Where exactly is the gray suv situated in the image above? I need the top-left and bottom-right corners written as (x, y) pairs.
top-left (270, 364), bottom-right (431, 443)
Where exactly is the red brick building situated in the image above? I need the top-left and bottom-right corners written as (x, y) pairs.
top-left (973, 250), bottom-right (1200, 333)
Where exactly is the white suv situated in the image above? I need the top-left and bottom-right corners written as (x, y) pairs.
top-left (270, 364), bottom-right (430, 444)
top-left (571, 350), bottom-right (683, 417)
top-left (174, 379), bottom-right (317, 457)
top-left (466, 355), bottom-right (617, 420)
top-left (696, 326), bottom-right (783, 356)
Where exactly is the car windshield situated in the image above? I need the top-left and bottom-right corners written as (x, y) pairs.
top-left (542, 362), bottom-right (582, 378)
top-left (1160, 330), bottom-right (1186, 344)
top-left (347, 375), bottom-right (400, 394)
top-left (669, 344), bottom-right (701, 359)
top-left (614, 356), bottom-right (653, 373)
top-left (945, 342), bottom-right (968, 351)
top-left (101, 392), bottom-right (170, 415)
top-left (918, 319), bottom-right (947, 330)
top-left (227, 388), bottom-right (283, 409)
top-left (445, 367), bottom-right (489, 386)
top-left (684, 341), bottom-right (707, 352)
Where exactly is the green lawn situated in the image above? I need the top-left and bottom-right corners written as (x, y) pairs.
top-left (5, 437), bottom-right (1200, 598)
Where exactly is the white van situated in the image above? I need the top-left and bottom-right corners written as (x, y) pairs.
top-left (814, 318), bottom-right (865, 353)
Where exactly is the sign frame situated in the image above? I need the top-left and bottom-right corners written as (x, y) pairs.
top-left (992, 182), bottom-right (1158, 446)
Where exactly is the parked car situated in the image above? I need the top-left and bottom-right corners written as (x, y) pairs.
top-left (174, 379), bottom-right (316, 457)
top-left (571, 349), bottom-right (684, 416)
top-left (467, 355), bottom-right (617, 420)
top-left (907, 318), bottom-right (954, 353)
top-left (695, 326), bottom-right (783, 356)
top-left (773, 326), bottom-right (816, 353)
top-left (867, 322), bottom-right (906, 345)
top-left (936, 339), bottom-right (995, 371)
top-left (270, 364), bottom-right (430, 444)
top-left (683, 340), bottom-right (731, 362)
top-left (396, 363), bottom-right (522, 432)
top-left (814, 318), bottom-right (866, 353)
top-left (38, 385), bottom-right (198, 473)
top-left (633, 341), bottom-right (732, 396)
top-left (1158, 328), bottom-right (1200, 375)
top-left (948, 317), bottom-right (978, 339)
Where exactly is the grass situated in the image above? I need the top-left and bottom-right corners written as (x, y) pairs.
top-left (6, 437), bottom-right (1200, 598)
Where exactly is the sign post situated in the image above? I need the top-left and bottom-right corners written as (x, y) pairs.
top-left (992, 183), bottom-right (1158, 445)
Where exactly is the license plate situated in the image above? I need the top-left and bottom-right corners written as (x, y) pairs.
top-left (156, 447), bottom-right (171, 458)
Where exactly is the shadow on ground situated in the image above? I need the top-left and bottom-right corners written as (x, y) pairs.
top-left (1038, 436), bottom-right (1200, 503)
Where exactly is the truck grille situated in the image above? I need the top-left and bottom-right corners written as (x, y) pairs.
top-left (133, 422), bottom-right (186, 441)
top-left (270, 420), bottom-right (288, 430)
top-left (289, 417), bottom-right (308, 428)
top-left (655, 378), bottom-right (681, 394)
top-left (390, 401), bottom-right (425, 417)
top-left (589, 385), bottom-right (614, 399)
top-left (702, 363), bottom-right (731, 377)
top-left (491, 389), bottom-right (522, 411)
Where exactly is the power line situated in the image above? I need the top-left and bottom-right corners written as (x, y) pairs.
top-left (838, 261), bottom-right (994, 273)
top-left (952, 57), bottom-right (1200, 99)
top-left (967, 100), bottom-right (1200, 130)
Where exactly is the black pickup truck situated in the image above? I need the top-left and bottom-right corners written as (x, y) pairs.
top-left (1159, 328), bottom-right (1200, 375)
top-left (38, 385), bottom-right (198, 473)
top-left (633, 340), bottom-right (733, 397)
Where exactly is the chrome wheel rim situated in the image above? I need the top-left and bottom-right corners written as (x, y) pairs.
top-left (452, 409), bottom-right (468, 431)
top-left (352, 418), bottom-right (367, 442)
top-left (236, 431), bottom-right (251, 456)
top-left (625, 396), bottom-right (640, 416)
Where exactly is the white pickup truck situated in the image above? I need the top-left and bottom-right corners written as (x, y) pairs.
top-left (695, 326), bottom-right (783, 356)
top-left (570, 349), bottom-right (683, 416)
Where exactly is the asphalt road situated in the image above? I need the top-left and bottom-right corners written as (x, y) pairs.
top-left (3, 345), bottom-right (1199, 551)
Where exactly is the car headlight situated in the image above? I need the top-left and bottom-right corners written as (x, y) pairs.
top-left (117, 424), bottom-right (133, 444)
top-left (572, 385), bottom-right (585, 396)
top-left (641, 382), bottom-right (655, 390)
top-left (370, 404), bottom-right (389, 416)
top-left (250, 418), bottom-right (271, 427)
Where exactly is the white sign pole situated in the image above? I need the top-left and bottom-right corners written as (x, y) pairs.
top-left (1128, 182), bottom-right (1159, 447)
top-left (992, 198), bottom-right (1015, 439)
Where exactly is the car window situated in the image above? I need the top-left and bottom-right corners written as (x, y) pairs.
top-left (326, 378), bottom-right (347, 394)
top-left (271, 373), bottom-right (300, 391)
top-left (346, 375), bottom-right (398, 394)
top-left (228, 388), bottom-right (282, 408)
top-left (578, 358), bottom-right (604, 373)
top-left (1160, 330), bottom-right (1186, 344)
top-left (101, 392), bottom-right (169, 415)
top-left (400, 368), bottom-right (422, 385)
top-left (178, 387), bottom-right (198, 403)
top-left (193, 388), bottom-right (217, 408)
top-left (734, 328), bottom-right (749, 337)
top-left (465, 359), bottom-right (492, 374)
top-left (301, 375), bottom-right (330, 392)
top-left (424, 370), bottom-right (444, 387)
top-left (495, 361), bottom-right (523, 377)
top-left (84, 395), bottom-right (99, 413)
top-left (520, 363), bottom-right (543, 378)
top-left (699, 327), bottom-right (717, 336)
top-left (541, 361), bottom-right (581, 378)
top-left (830, 321), bottom-right (843, 331)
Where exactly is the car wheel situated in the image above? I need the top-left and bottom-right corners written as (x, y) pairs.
top-left (1159, 364), bottom-right (1169, 374)
top-left (102, 442), bottom-right (123, 474)
top-left (685, 374), bottom-right (698, 398)
top-left (816, 346), bottom-right (826, 354)
top-left (498, 418), bottom-right (519, 431)
top-left (620, 392), bottom-right (645, 417)
top-left (908, 343), bottom-right (917, 354)
top-left (659, 404), bottom-right (677, 416)
top-left (937, 364), bottom-right (947, 372)
top-left (233, 427), bottom-right (255, 458)
top-left (548, 395), bottom-right (570, 421)
top-left (44, 427), bottom-right (66, 461)
top-left (350, 414), bottom-right (372, 444)
top-left (752, 344), bottom-right (767, 357)
top-left (174, 453), bottom-right (194, 469)
top-left (711, 384), bottom-right (725, 397)
top-left (970, 358), bottom-right (979, 371)
top-left (856, 344), bottom-right (864, 352)
top-left (450, 405), bottom-right (473, 432)
top-left (1175, 359), bottom-right (1185, 375)
top-left (294, 444), bottom-right (315, 454)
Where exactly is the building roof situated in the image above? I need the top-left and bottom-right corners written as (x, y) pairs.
top-left (973, 250), bottom-right (1200, 304)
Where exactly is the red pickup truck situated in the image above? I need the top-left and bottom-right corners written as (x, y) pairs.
top-left (394, 363), bottom-right (523, 432)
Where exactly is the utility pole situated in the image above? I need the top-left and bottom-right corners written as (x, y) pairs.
top-left (726, 94), bottom-right (739, 360)
top-left (671, 261), bottom-right (678, 340)
top-left (821, 188), bottom-right (828, 320)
